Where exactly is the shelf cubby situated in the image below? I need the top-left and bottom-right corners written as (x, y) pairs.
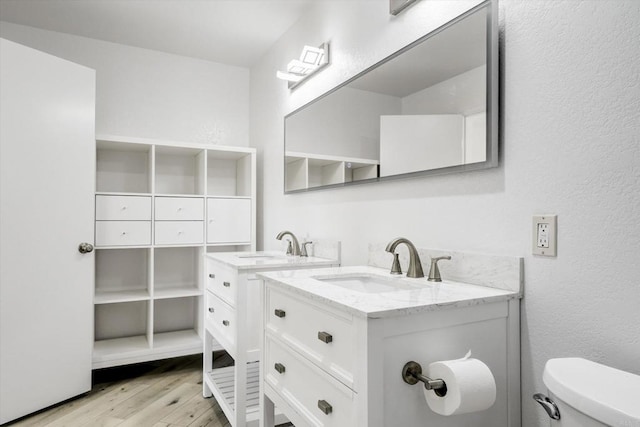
top-left (153, 247), bottom-right (202, 299)
top-left (96, 140), bottom-right (152, 194)
top-left (95, 301), bottom-right (149, 341)
top-left (285, 151), bottom-right (379, 191)
top-left (153, 297), bottom-right (200, 336)
top-left (155, 146), bottom-right (205, 195)
top-left (207, 149), bottom-right (253, 197)
top-left (95, 248), bottom-right (151, 304)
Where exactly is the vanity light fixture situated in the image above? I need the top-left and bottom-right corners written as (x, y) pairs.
top-left (276, 43), bottom-right (330, 89)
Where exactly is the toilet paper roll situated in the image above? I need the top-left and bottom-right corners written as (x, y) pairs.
top-left (424, 351), bottom-right (496, 416)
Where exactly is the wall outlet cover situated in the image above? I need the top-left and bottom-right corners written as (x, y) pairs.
top-left (532, 214), bottom-right (557, 256)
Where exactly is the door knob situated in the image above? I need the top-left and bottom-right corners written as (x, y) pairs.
top-left (78, 242), bottom-right (94, 254)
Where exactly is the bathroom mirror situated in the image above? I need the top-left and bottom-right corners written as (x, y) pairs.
top-left (284, 0), bottom-right (498, 193)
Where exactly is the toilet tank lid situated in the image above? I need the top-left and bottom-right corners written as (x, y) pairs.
top-left (543, 358), bottom-right (640, 426)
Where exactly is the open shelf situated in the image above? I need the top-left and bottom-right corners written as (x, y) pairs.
top-left (204, 362), bottom-right (287, 426)
top-left (155, 146), bottom-right (205, 195)
top-left (153, 296), bottom-right (199, 335)
top-left (207, 150), bottom-right (253, 197)
top-left (95, 248), bottom-right (150, 302)
top-left (95, 301), bottom-right (148, 341)
top-left (285, 151), bottom-right (379, 191)
top-left (153, 330), bottom-right (201, 350)
top-left (153, 247), bottom-right (201, 296)
top-left (96, 140), bottom-right (152, 193)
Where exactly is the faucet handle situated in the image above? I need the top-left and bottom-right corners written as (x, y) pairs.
top-left (285, 239), bottom-right (293, 256)
top-left (390, 253), bottom-right (402, 275)
top-left (301, 241), bottom-right (313, 257)
top-left (428, 256), bottom-right (451, 282)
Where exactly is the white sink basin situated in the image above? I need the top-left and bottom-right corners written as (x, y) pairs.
top-left (315, 274), bottom-right (419, 294)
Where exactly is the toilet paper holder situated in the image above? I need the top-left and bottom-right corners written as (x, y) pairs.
top-left (402, 361), bottom-right (448, 397)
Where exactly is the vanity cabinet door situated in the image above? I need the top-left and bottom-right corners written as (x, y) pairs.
top-left (265, 335), bottom-right (356, 427)
top-left (206, 197), bottom-right (251, 244)
top-left (266, 287), bottom-right (356, 387)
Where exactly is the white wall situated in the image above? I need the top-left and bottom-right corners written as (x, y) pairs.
top-left (251, 2), bottom-right (640, 427)
top-left (0, 21), bottom-right (249, 145)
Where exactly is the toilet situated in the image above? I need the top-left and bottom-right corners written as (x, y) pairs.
top-left (534, 357), bottom-right (640, 426)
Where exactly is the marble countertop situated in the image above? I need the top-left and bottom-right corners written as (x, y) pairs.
top-left (258, 265), bottom-right (521, 318)
top-left (204, 251), bottom-right (338, 271)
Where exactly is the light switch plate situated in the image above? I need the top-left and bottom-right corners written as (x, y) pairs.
top-left (532, 214), bottom-right (557, 256)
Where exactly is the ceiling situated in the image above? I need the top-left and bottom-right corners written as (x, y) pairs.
top-left (0, 0), bottom-right (314, 67)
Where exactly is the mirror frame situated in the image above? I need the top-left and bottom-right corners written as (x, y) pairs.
top-left (283, 0), bottom-right (499, 194)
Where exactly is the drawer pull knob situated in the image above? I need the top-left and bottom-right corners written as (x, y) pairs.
top-left (222, 320), bottom-right (230, 326)
top-left (208, 307), bottom-right (215, 313)
top-left (121, 206), bottom-right (127, 210)
top-left (223, 281), bottom-right (231, 287)
top-left (209, 273), bottom-right (215, 279)
top-left (318, 400), bottom-right (333, 415)
top-left (274, 363), bottom-right (286, 374)
top-left (318, 331), bottom-right (333, 344)
top-left (121, 231), bottom-right (127, 235)
top-left (274, 309), bottom-right (286, 318)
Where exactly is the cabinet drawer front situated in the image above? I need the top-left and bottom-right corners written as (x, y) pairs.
top-left (96, 195), bottom-right (151, 221)
top-left (155, 197), bottom-right (204, 221)
top-left (266, 287), bottom-right (356, 387)
top-left (265, 336), bottom-right (355, 427)
top-left (95, 221), bottom-right (151, 246)
top-left (207, 198), bottom-right (251, 244)
top-left (205, 291), bottom-right (236, 349)
top-left (154, 221), bottom-right (203, 245)
top-left (205, 259), bottom-right (237, 306)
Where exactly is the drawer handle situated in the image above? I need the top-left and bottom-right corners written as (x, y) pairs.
top-left (222, 320), bottom-right (230, 326)
top-left (223, 281), bottom-right (231, 287)
top-left (318, 331), bottom-right (333, 344)
top-left (209, 273), bottom-right (215, 279)
top-left (121, 206), bottom-right (127, 210)
top-left (121, 231), bottom-right (127, 235)
top-left (318, 400), bottom-right (333, 415)
top-left (208, 307), bottom-right (215, 313)
top-left (274, 363), bottom-right (286, 374)
top-left (274, 309), bottom-right (286, 318)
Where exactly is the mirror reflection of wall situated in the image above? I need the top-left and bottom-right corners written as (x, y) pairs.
top-left (284, 0), bottom-right (496, 192)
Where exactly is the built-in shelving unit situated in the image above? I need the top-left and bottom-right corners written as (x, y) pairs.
top-left (285, 151), bottom-right (379, 191)
top-left (93, 135), bottom-right (256, 369)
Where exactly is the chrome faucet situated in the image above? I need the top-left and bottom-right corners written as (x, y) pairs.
top-left (276, 231), bottom-right (301, 256)
top-left (385, 237), bottom-right (424, 278)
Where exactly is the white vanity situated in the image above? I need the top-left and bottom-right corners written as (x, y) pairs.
top-left (203, 245), bottom-right (340, 427)
top-left (259, 248), bottom-right (523, 427)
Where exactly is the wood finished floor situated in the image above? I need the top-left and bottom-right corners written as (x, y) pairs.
top-left (6, 353), bottom-right (278, 427)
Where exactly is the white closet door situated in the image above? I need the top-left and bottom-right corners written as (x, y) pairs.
top-left (0, 39), bottom-right (96, 424)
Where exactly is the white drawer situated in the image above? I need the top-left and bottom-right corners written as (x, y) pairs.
top-left (265, 335), bottom-right (355, 427)
top-left (266, 287), bottom-right (356, 387)
top-left (205, 291), bottom-right (236, 350)
top-left (205, 259), bottom-right (237, 306)
top-left (154, 221), bottom-right (203, 245)
top-left (95, 221), bottom-right (151, 246)
top-left (95, 195), bottom-right (151, 221)
top-left (155, 197), bottom-right (204, 221)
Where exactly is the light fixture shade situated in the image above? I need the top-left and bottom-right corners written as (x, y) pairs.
top-left (276, 42), bottom-right (330, 89)
top-left (275, 70), bottom-right (305, 83)
top-left (300, 45), bottom-right (325, 66)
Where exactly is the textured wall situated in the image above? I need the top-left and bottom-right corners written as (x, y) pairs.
top-left (0, 22), bottom-right (250, 145)
top-left (251, 1), bottom-right (640, 426)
